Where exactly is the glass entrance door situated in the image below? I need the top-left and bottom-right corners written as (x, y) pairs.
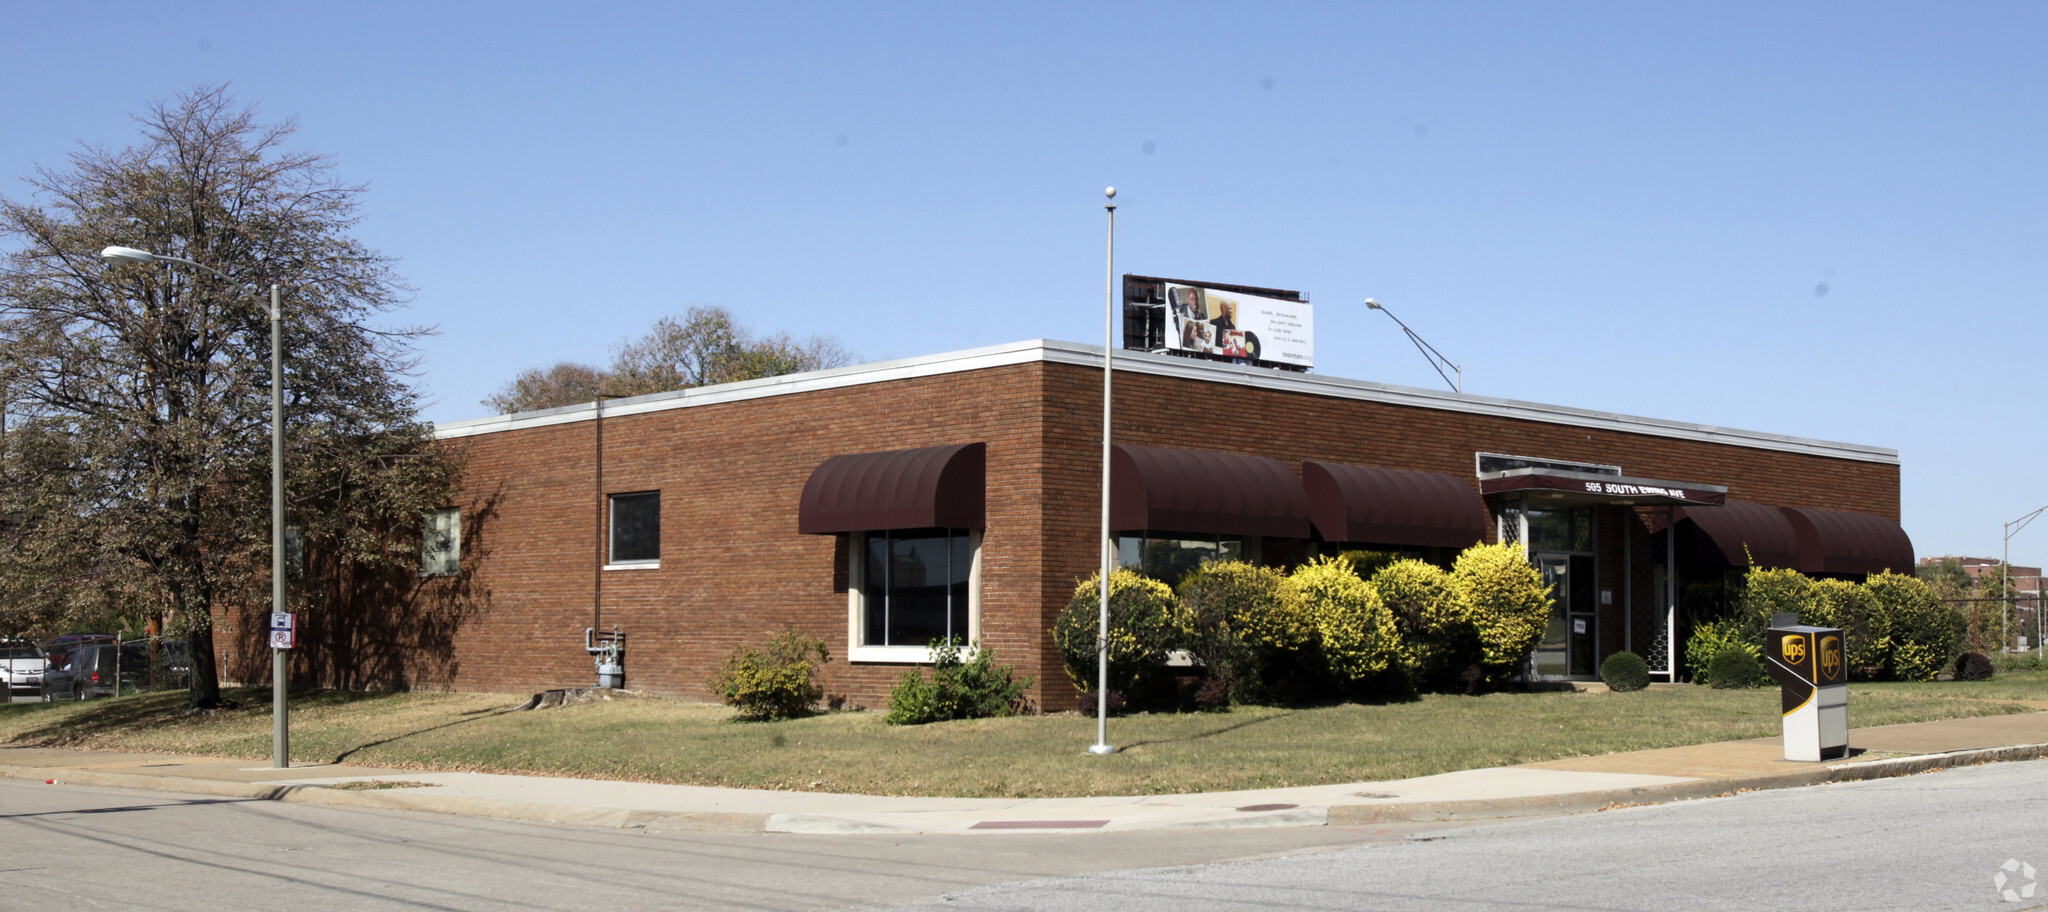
top-left (1534, 551), bottom-right (1598, 678)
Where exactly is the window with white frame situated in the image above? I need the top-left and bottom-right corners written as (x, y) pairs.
top-left (422, 508), bottom-right (460, 576)
top-left (608, 491), bottom-right (660, 566)
top-left (848, 528), bottom-right (979, 662)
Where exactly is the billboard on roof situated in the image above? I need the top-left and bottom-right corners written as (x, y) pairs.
top-left (1122, 275), bottom-right (1313, 371)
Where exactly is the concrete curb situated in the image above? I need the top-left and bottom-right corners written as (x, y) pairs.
top-left (1327, 741), bottom-right (2048, 824)
top-left (0, 765), bottom-right (768, 832)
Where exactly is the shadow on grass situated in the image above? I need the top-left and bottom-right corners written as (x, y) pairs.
top-left (329, 703), bottom-right (525, 765)
top-left (1117, 709), bottom-right (1295, 750)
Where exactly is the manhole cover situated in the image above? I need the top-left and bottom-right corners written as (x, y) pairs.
top-left (1235, 803), bottom-right (1298, 812)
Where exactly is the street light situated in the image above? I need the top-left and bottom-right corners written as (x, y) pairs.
top-left (100, 245), bottom-right (290, 769)
top-left (1364, 298), bottom-right (1462, 393)
top-left (2003, 504), bottom-right (2048, 659)
top-left (1092, 187), bottom-right (1117, 756)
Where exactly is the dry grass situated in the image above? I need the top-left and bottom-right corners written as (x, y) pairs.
top-left (1, 671), bottom-right (2039, 798)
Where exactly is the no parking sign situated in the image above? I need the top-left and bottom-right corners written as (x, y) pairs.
top-left (269, 612), bottom-right (296, 649)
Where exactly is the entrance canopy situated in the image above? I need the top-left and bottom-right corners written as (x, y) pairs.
top-left (1302, 462), bottom-right (1488, 548)
top-left (1676, 501), bottom-right (1802, 569)
top-left (1781, 506), bottom-right (1915, 575)
top-left (1479, 467), bottom-right (1727, 507)
top-left (1111, 444), bottom-right (1310, 538)
top-left (798, 443), bottom-right (985, 534)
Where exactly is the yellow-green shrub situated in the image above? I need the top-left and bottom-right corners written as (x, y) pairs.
top-left (1739, 567), bottom-right (1814, 640)
top-left (1450, 543), bottom-right (1553, 686)
top-left (711, 627), bottom-right (829, 721)
top-left (1294, 556), bottom-right (1399, 684)
top-left (1806, 577), bottom-right (1883, 679)
top-left (1371, 559), bottom-right (1476, 691)
top-left (1862, 571), bottom-right (1962, 681)
top-left (1053, 569), bottom-right (1178, 699)
top-left (1176, 560), bottom-right (1313, 702)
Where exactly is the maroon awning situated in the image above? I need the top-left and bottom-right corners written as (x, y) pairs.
top-left (1111, 444), bottom-right (1310, 538)
top-left (1479, 468), bottom-right (1726, 506)
top-left (797, 443), bottom-right (985, 534)
top-left (1302, 462), bottom-right (1488, 549)
top-left (1675, 501), bottom-right (1802, 569)
top-left (1780, 506), bottom-right (1914, 575)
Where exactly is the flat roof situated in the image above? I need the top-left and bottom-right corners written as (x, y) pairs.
top-left (432, 339), bottom-right (1899, 466)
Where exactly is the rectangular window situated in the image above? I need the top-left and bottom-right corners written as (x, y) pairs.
top-left (851, 528), bottom-right (977, 661)
top-left (1114, 532), bottom-right (1250, 585)
top-left (609, 492), bottom-right (660, 565)
top-left (422, 508), bottom-right (460, 576)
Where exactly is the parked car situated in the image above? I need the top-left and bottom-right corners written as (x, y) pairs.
top-left (1, 640), bottom-right (46, 700)
top-left (64, 640), bottom-right (193, 699)
top-left (39, 634), bottom-right (115, 701)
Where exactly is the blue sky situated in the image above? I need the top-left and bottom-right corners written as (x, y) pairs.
top-left (5, 2), bottom-right (2045, 566)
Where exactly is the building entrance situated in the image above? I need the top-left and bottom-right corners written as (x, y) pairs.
top-left (1534, 551), bottom-right (1598, 677)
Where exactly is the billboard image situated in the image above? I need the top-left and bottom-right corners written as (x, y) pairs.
top-left (1162, 283), bottom-right (1313, 368)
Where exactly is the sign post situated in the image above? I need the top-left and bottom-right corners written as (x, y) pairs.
top-left (1764, 622), bottom-right (1848, 761)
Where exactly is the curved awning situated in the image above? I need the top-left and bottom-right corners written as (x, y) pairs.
top-left (1675, 501), bottom-right (1802, 569)
top-left (1780, 506), bottom-right (1914, 575)
top-left (1301, 462), bottom-right (1488, 548)
top-left (797, 443), bottom-right (985, 534)
top-left (1111, 444), bottom-right (1310, 538)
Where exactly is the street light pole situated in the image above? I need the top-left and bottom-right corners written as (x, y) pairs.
top-left (1092, 187), bottom-right (1117, 757)
top-left (1364, 298), bottom-right (1463, 393)
top-left (2003, 504), bottom-right (2047, 658)
top-left (99, 246), bottom-right (290, 768)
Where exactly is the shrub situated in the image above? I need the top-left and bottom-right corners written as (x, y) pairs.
top-left (712, 627), bottom-right (829, 721)
top-left (1600, 651), bottom-right (1651, 692)
top-left (1806, 578), bottom-right (1883, 680)
top-left (1075, 688), bottom-right (1127, 717)
top-left (1333, 549), bottom-right (1402, 581)
top-left (1954, 652), bottom-right (1995, 682)
top-left (1053, 570), bottom-right (1178, 702)
top-left (1739, 567), bottom-right (1814, 640)
top-left (1372, 559), bottom-right (1475, 691)
top-left (885, 639), bottom-right (1032, 725)
top-left (1294, 556), bottom-right (1400, 686)
top-left (1863, 572), bottom-right (1963, 681)
top-left (1707, 648), bottom-right (1764, 688)
top-left (1449, 543), bottom-right (1553, 687)
top-left (1685, 619), bottom-right (1760, 686)
top-left (1176, 560), bottom-right (1313, 703)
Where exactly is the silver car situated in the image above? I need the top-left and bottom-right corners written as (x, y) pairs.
top-left (1, 640), bottom-right (47, 700)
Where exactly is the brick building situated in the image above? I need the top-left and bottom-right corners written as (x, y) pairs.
top-left (236, 337), bottom-right (1911, 706)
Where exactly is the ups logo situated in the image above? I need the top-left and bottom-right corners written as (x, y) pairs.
top-left (1781, 633), bottom-right (1808, 665)
top-left (1819, 636), bottom-right (1843, 679)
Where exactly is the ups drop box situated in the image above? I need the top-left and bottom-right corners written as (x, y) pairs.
top-left (1764, 625), bottom-right (1848, 761)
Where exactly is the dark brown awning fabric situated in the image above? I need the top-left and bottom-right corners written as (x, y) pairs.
top-left (1780, 506), bottom-right (1914, 575)
top-left (1111, 444), bottom-right (1310, 538)
top-left (1302, 462), bottom-right (1488, 548)
top-left (1675, 501), bottom-right (1802, 569)
top-left (797, 443), bottom-right (985, 534)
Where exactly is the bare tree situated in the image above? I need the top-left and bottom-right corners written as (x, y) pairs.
top-left (0, 85), bottom-right (457, 706)
top-left (484, 305), bottom-right (854, 414)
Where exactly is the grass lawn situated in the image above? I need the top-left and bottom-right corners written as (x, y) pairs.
top-left (1, 672), bottom-right (2040, 798)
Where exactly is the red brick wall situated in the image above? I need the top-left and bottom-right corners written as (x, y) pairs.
top-left (301, 355), bottom-right (1898, 707)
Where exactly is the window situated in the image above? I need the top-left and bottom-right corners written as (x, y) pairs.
top-left (849, 528), bottom-right (978, 661)
top-left (609, 492), bottom-right (660, 565)
top-left (1115, 532), bottom-right (1254, 585)
top-left (422, 508), bottom-right (460, 576)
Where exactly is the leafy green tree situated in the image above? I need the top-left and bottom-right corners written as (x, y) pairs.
top-left (483, 305), bottom-right (853, 413)
top-left (1915, 556), bottom-right (1973, 601)
top-left (0, 85), bottom-right (456, 706)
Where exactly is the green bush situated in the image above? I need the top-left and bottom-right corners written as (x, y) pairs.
top-left (1449, 543), bottom-right (1552, 687)
top-left (1176, 560), bottom-right (1313, 703)
top-left (1954, 652), bottom-right (1995, 682)
top-left (712, 627), bottom-right (829, 721)
top-left (1805, 578), bottom-right (1883, 680)
top-left (1293, 556), bottom-right (1400, 686)
top-left (885, 639), bottom-right (1032, 725)
top-left (1707, 648), bottom-right (1765, 688)
top-left (1739, 567), bottom-right (1814, 641)
top-left (1863, 572), bottom-right (1963, 682)
top-left (1371, 559), bottom-right (1476, 691)
top-left (1684, 619), bottom-right (1760, 686)
top-left (1600, 651), bottom-right (1651, 692)
top-left (1053, 569), bottom-right (1179, 702)
top-left (1333, 549), bottom-right (1402, 581)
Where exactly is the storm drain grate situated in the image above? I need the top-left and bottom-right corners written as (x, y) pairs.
top-left (969, 819), bottom-right (1110, 830)
top-left (1234, 803), bottom-right (1298, 812)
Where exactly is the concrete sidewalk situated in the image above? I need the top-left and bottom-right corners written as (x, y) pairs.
top-left (4, 712), bottom-right (2045, 835)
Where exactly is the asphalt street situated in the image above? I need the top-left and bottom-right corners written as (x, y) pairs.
top-left (0, 778), bottom-right (1445, 912)
top-left (881, 758), bottom-right (2048, 912)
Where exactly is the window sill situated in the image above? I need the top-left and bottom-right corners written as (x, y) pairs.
top-left (603, 562), bottom-right (660, 571)
top-left (847, 644), bottom-right (980, 664)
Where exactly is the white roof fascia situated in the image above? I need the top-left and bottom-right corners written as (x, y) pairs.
top-left (433, 339), bottom-right (1898, 466)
